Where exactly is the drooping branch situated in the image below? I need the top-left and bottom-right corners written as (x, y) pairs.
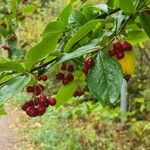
top-left (30, 57), bottom-right (58, 73)
top-left (96, 8), bottom-right (121, 19)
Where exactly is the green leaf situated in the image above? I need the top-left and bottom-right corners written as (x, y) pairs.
top-left (60, 44), bottom-right (100, 63)
top-left (25, 32), bottom-right (59, 70)
top-left (119, 0), bottom-right (134, 14)
top-left (0, 104), bottom-right (7, 116)
top-left (59, 3), bottom-right (72, 25)
top-left (87, 53), bottom-right (123, 103)
top-left (0, 27), bottom-right (7, 36)
top-left (22, 4), bottom-right (38, 15)
top-left (64, 19), bottom-right (100, 52)
top-left (0, 74), bottom-right (15, 85)
top-left (0, 60), bottom-right (25, 73)
top-left (43, 21), bottom-right (65, 35)
top-left (124, 29), bottom-right (148, 44)
top-left (0, 75), bottom-right (31, 105)
top-left (55, 82), bottom-right (77, 108)
top-left (82, 6), bottom-right (99, 20)
top-left (140, 12), bottom-right (150, 38)
top-left (107, 0), bottom-right (115, 8)
top-left (68, 9), bottom-right (88, 29)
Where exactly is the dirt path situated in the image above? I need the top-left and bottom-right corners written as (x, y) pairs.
top-left (0, 109), bottom-right (17, 150)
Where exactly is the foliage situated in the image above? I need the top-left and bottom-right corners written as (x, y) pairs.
top-left (0, 0), bottom-right (150, 114)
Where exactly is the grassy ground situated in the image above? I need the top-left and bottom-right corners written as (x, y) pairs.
top-left (7, 96), bottom-right (150, 150)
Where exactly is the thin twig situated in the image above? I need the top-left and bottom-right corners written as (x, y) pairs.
top-left (96, 8), bottom-right (121, 19)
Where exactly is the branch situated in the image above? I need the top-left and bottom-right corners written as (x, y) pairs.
top-left (96, 8), bottom-right (121, 19)
top-left (30, 57), bottom-right (58, 73)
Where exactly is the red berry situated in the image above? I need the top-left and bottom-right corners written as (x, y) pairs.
top-left (34, 85), bottom-right (42, 96)
top-left (60, 63), bottom-right (66, 70)
top-left (84, 57), bottom-right (93, 69)
top-left (67, 64), bottom-right (74, 72)
top-left (37, 76), bottom-right (42, 81)
top-left (82, 67), bottom-right (89, 75)
top-left (56, 72), bottom-right (65, 81)
top-left (108, 50), bottom-right (116, 56)
top-left (26, 106), bottom-right (38, 117)
top-left (21, 101), bottom-right (33, 111)
top-left (48, 97), bottom-right (57, 106)
top-left (113, 41), bottom-right (123, 51)
top-left (116, 51), bottom-right (125, 60)
top-left (114, 49), bottom-right (121, 54)
top-left (42, 75), bottom-right (48, 81)
top-left (38, 94), bottom-right (47, 106)
top-left (66, 73), bottom-right (74, 82)
top-left (2, 45), bottom-right (11, 51)
top-left (74, 89), bottom-right (85, 97)
top-left (62, 77), bottom-right (69, 85)
top-left (122, 41), bottom-right (132, 51)
top-left (36, 105), bottom-right (46, 116)
top-left (26, 86), bottom-right (34, 93)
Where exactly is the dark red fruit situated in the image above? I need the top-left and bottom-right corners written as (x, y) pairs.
top-left (26, 86), bottom-right (34, 93)
top-left (56, 72), bottom-right (65, 81)
top-left (82, 67), bottom-right (89, 74)
top-left (84, 57), bottom-right (93, 69)
top-left (67, 64), bottom-right (74, 72)
top-left (2, 45), bottom-right (11, 51)
top-left (74, 89), bottom-right (85, 97)
top-left (60, 63), bottom-right (66, 70)
top-left (62, 77), bottom-right (69, 85)
top-left (48, 97), bottom-right (57, 106)
top-left (21, 101), bottom-right (33, 111)
top-left (116, 51), bottom-right (125, 60)
top-left (108, 50), bottom-right (116, 56)
top-left (26, 106), bottom-right (38, 117)
top-left (36, 105), bottom-right (46, 116)
top-left (113, 49), bottom-right (121, 54)
top-left (113, 41), bottom-right (123, 51)
top-left (122, 41), bottom-right (132, 51)
top-left (66, 73), bottom-right (74, 82)
top-left (34, 85), bottom-right (42, 96)
top-left (37, 76), bottom-right (42, 81)
top-left (38, 94), bottom-right (47, 104)
top-left (42, 75), bottom-right (48, 81)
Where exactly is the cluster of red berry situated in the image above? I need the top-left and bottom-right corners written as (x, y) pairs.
top-left (22, 94), bottom-right (56, 117)
top-left (22, 74), bottom-right (57, 117)
top-left (56, 64), bottom-right (74, 85)
top-left (108, 41), bottom-right (132, 59)
top-left (82, 57), bottom-right (93, 74)
top-left (2, 45), bottom-right (11, 51)
top-left (74, 88), bottom-right (85, 97)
